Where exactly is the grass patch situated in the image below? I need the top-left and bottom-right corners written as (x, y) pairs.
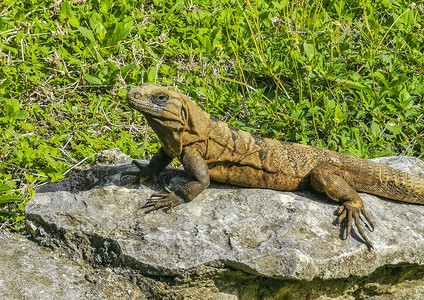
top-left (1, 0), bottom-right (423, 230)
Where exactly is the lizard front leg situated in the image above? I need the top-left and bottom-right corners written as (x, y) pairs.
top-left (121, 147), bottom-right (173, 185)
top-left (147, 146), bottom-right (210, 210)
top-left (310, 162), bottom-right (374, 249)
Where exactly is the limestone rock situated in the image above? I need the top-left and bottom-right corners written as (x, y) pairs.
top-left (0, 231), bottom-right (145, 300)
top-left (23, 156), bottom-right (424, 299)
top-left (95, 148), bottom-right (132, 165)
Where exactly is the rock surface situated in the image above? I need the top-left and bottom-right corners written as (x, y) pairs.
top-left (0, 231), bottom-right (145, 300)
top-left (17, 155), bottom-right (424, 298)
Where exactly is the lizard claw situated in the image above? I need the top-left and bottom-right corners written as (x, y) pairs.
top-left (120, 160), bottom-right (151, 186)
top-left (146, 187), bottom-right (184, 211)
top-left (121, 172), bottom-right (150, 186)
top-left (337, 200), bottom-right (374, 250)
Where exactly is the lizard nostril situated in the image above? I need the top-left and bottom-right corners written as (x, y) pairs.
top-left (128, 90), bottom-right (143, 99)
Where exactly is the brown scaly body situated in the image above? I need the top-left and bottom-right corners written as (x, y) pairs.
top-left (122, 83), bottom-right (424, 249)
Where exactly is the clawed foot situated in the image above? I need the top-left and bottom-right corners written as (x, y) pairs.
top-left (145, 187), bottom-right (184, 211)
top-left (120, 160), bottom-right (151, 186)
top-left (337, 200), bottom-right (375, 250)
top-left (121, 161), bottom-right (183, 211)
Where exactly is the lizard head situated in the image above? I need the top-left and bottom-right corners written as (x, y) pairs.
top-left (127, 83), bottom-right (188, 124)
top-left (127, 83), bottom-right (195, 157)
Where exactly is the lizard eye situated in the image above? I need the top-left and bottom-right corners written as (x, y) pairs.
top-left (151, 93), bottom-right (169, 104)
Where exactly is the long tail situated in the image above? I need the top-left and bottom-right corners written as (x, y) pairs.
top-left (357, 159), bottom-right (424, 204)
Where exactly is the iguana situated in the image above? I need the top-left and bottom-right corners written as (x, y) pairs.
top-left (122, 83), bottom-right (424, 249)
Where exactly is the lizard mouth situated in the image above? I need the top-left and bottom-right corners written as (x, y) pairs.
top-left (129, 100), bottom-right (163, 114)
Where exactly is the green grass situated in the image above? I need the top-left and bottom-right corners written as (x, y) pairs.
top-left (1, 0), bottom-right (423, 231)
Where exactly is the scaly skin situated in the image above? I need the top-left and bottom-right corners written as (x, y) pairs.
top-left (122, 83), bottom-right (424, 249)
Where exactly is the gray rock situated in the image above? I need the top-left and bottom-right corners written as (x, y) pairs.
top-left (95, 148), bottom-right (132, 165)
top-left (23, 156), bottom-right (424, 299)
top-left (0, 231), bottom-right (146, 300)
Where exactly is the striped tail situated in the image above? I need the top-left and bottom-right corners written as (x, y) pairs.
top-left (359, 160), bottom-right (424, 204)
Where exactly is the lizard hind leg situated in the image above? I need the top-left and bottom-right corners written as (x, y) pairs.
top-left (310, 163), bottom-right (374, 249)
